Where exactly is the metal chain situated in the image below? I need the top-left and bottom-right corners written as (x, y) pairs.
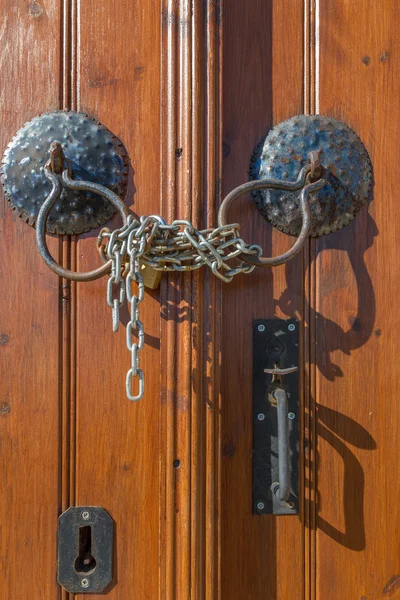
top-left (100, 215), bottom-right (262, 282)
top-left (36, 144), bottom-right (322, 402)
top-left (125, 245), bottom-right (145, 401)
top-left (98, 215), bottom-right (262, 400)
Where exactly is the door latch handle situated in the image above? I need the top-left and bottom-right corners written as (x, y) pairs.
top-left (253, 320), bottom-right (299, 515)
top-left (270, 387), bottom-right (291, 504)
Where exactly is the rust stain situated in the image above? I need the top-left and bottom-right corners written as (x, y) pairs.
top-left (382, 575), bottom-right (400, 597)
top-left (222, 443), bottom-right (236, 458)
top-left (28, 1), bottom-right (44, 18)
top-left (0, 402), bottom-right (11, 416)
top-left (134, 65), bottom-right (146, 79)
top-left (89, 78), bottom-right (117, 88)
top-left (0, 334), bottom-right (9, 345)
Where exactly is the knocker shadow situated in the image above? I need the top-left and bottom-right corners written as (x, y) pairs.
top-left (276, 206), bottom-right (378, 550)
top-left (276, 209), bottom-right (379, 381)
top-left (305, 402), bottom-right (376, 551)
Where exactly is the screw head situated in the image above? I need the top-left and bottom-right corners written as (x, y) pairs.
top-left (81, 510), bottom-right (90, 521)
top-left (257, 413), bottom-right (265, 421)
top-left (288, 324), bottom-right (296, 331)
top-left (81, 578), bottom-right (90, 589)
top-left (288, 412), bottom-right (296, 420)
top-left (256, 501), bottom-right (265, 511)
top-left (258, 324), bottom-right (265, 332)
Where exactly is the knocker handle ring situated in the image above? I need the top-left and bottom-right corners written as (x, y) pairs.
top-left (36, 142), bottom-right (130, 282)
top-left (217, 163), bottom-right (325, 267)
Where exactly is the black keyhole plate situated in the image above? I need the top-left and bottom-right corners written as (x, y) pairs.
top-left (57, 506), bottom-right (114, 594)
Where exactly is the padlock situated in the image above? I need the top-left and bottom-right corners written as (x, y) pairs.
top-left (140, 263), bottom-right (163, 289)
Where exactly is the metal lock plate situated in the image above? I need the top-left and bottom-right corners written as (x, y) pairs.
top-left (249, 115), bottom-right (373, 237)
top-left (253, 319), bottom-right (299, 515)
top-left (57, 506), bottom-right (114, 594)
top-left (1, 111), bottom-right (129, 235)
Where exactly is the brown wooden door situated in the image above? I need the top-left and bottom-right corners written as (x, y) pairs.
top-left (0, 1), bottom-right (398, 598)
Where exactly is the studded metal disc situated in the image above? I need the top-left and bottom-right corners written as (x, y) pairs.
top-left (249, 115), bottom-right (373, 237)
top-left (1, 111), bottom-right (129, 235)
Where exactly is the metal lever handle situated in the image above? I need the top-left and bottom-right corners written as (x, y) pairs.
top-left (36, 142), bottom-right (129, 282)
top-left (271, 387), bottom-right (291, 503)
top-left (217, 163), bottom-right (325, 267)
top-left (264, 366), bottom-right (298, 376)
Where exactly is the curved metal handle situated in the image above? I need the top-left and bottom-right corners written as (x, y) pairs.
top-left (271, 387), bottom-right (291, 503)
top-left (264, 366), bottom-right (298, 376)
top-left (217, 165), bottom-right (325, 267)
top-left (36, 144), bottom-right (129, 282)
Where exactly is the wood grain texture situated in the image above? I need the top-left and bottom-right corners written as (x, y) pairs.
top-left (160, 1), bottom-right (222, 597)
top-left (1, 1), bottom-right (397, 598)
top-left (315, 1), bottom-right (400, 598)
top-left (0, 1), bottom-right (62, 597)
top-left (73, 1), bottom-right (161, 598)
top-left (221, 1), bottom-right (306, 598)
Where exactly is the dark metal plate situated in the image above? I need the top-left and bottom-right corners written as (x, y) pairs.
top-left (57, 506), bottom-right (114, 594)
top-left (249, 115), bottom-right (373, 237)
top-left (1, 111), bottom-right (129, 235)
top-left (253, 319), bottom-right (299, 515)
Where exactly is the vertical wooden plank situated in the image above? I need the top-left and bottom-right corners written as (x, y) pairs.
top-left (74, 1), bottom-right (161, 597)
top-left (304, 2), bottom-right (318, 598)
top-left (60, 7), bottom-right (78, 600)
top-left (160, 1), bottom-right (222, 597)
top-left (316, 1), bottom-right (400, 598)
top-left (221, 1), bottom-right (305, 598)
top-left (0, 0), bottom-right (62, 597)
top-left (203, 3), bottom-right (223, 598)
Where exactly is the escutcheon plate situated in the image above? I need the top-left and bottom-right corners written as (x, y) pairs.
top-left (253, 319), bottom-right (299, 515)
top-left (1, 111), bottom-right (129, 235)
top-left (249, 115), bottom-right (373, 237)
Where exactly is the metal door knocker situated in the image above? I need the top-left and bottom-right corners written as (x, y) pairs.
top-left (1, 111), bottom-right (372, 401)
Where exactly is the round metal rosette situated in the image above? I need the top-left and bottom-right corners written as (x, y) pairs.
top-left (249, 115), bottom-right (373, 237)
top-left (1, 111), bottom-right (129, 235)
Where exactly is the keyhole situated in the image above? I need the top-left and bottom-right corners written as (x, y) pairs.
top-left (74, 526), bottom-right (97, 575)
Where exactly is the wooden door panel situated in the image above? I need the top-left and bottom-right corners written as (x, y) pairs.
top-left (316, 1), bottom-right (400, 597)
top-left (0, 2), bottom-right (62, 597)
top-left (1, 1), bottom-right (399, 598)
top-left (75, 1), bottom-right (161, 598)
top-left (221, 2), bottom-right (306, 599)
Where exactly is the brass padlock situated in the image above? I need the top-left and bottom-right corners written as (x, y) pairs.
top-left (140, 263), bottom-right (163, 289)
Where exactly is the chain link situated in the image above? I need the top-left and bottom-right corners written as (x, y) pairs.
top-left (100, 215), bottom-right (262, 282)
top-left (99, 215), bottom-right (262, 401)
top-left (125, 246), bottom-right (145, 401)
